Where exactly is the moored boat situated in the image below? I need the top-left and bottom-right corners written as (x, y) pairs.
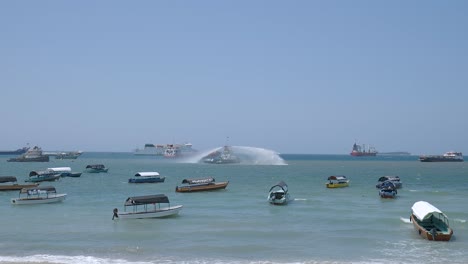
top-left (0, 176), bottom-right (38, 191)
top-left (55, 151), bottom-right (83, 159)
top-left (128, 172), bottom-right (165, 183)
top-left (326, 175), bottom-right (349, 188)
top-left (350, 142), bottom-right (377, 157)
top-left (378, 181), bottom-right (397, 198)
top-left (267, 181), bottom-right (291, 205)
top-left (410, 201), bottom-right (453, 241)
top-left (175, 177), bottom-right (229, 192)
top-left (85, 164), bottom-right (108, 173)
top-left (25, 170), bottom-right (61, 182)
top-left (376, 176), bottom-right (402, 189)
top-left (113, 194), bottom-right (182, 219)
top-left (47, 167), bottom-right (82, 177)
top-left (419, 151), bottom-right (463, 162)
top-left (11, 186), bottom-right (67, 205)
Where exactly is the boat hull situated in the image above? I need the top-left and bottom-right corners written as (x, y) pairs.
top-left (85, 168), bottom-right (108, 173)
top-left (410, 214), bottom-right (453, 241)
top-left (350, 152), bottom-right (377, 157)
top-left (175, 182), bottom-right (229, 192)
top-left (25, 175), bottom-right (61, 182)
top-left (268, 193), bottom-right (291, 205)
top-left (419, 157), bottom-right (463, 162)
top-left (117, 205), bottom-right (183, 219)
top-left (128, 177), bottom-right (165, 183)
top-left (326, 182), bottom-right (349, 188)
top-left (0, 183), bottom-right (39, 191)
top-left (11, 194), bottom-right (67, 205)
top-left (379, 189), bottom-right (397, 198)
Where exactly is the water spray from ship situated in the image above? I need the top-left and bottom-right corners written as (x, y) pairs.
top-left (180, 146), bottom-right (287, 165)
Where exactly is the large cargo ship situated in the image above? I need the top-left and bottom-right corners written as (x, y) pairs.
top-left (134, 143), bottom-right (195, 156)
top-left (350, 142), bottom-right (378, 156)
top-left (419, 151), bottom-right (463, 162)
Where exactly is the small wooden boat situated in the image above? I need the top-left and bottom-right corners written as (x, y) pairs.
top-left (113, 194), bottom-right (182, 219)
top-left (376, 176), bottom-right (402, 189)
top-left (129, 172), bottom-right (165, 183)
top-left (268, 181), bottom-right (291, 205)
top-left (326, 175), bottom-right (349, 188)
top-left (0, 176), bottom-right (38, 191)
top-left (25, 170), bottom-right (61, 183)
top-left (410, 201), bottom-right (453, 241)
top-left (11, 186), bottom-right (67, 205)
top-left (85, 164), bottom-right (108, 173)
top-left (175, 177), bottom-right (229, 192)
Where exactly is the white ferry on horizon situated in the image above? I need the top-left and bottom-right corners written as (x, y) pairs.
top-left (134, 143), bottom-right (195, 156)
top-left (419, 151), bottom-right (463, 162)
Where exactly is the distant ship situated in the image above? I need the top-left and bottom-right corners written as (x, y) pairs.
top-left (134, 143), bottom-right (195, 156)
top-left (350, 142), bottom-right (378, 156)
top-left (0, 146), bottom-right (30, 155)
top-left (7, 146), bottom-right (49, 162)
top-left (419, 151), bottom-right (463, 162)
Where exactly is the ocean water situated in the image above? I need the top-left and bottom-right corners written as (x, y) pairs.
top-left (0, 148), bottom-right (467, 264)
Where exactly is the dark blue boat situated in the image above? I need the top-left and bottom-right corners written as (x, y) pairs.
top-left (128, 172), bottom-right (165, 183)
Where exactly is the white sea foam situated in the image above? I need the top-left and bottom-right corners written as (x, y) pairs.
top-left (0, 254), bottom-right (151, 264)
top-left (400, 217), bottom-right (412, 223)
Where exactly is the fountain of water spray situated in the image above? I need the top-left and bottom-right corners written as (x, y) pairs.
top-left (180, 146), bottom-right (287, 165)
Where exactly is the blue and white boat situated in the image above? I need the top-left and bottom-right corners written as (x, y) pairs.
top-left (128, 172), bottom-right (165, 183)
top-left (47, 167), bottom-right (82, 177)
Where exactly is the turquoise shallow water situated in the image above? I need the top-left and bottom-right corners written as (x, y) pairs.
top-left (0, 151), bottom-right (467, 264)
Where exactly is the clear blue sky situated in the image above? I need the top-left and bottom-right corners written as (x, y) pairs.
top-left (1, 1), bottom-right (467, 154)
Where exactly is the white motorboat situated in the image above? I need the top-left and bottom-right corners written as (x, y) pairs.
top-left (113, 194), bottom-right (182, 219)
top-left (11, 186), bottom-right (67, 205)
top-left (267, 181), bottom-right (291, 205)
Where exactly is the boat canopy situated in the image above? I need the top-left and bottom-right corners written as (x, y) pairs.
top-left (182, 177), bottom-right (215, 184)
top-left (29, 170), bottom-right (57, 176)
top-left (412, 201), bottom-right (447, 221)
top-left (124, 194), bottom-right (169, 206)
top-left (47, 167), bottom-right (72, 172)
top-left (269, 181), bottom-right (288, 193)
top-left (86, 164), bottom-right (106, 169)
top-left (379, 180), bottom-right (396, 189)
top-left (378, 176), bottom-right (400, 182)
top-left (20, 186), bottom-right (56, 194)
top-left (0, 176), bottom-right (17, 183)
top-left (135, 172), bottom-right (160, 177)
top-left (328, 175), bottom-right (347, 181)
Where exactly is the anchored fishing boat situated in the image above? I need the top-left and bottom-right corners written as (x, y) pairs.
top-left (11, 186), bottom-right (67, 205)
top-left (113, 194), bottom-right (182, 219)
top-left (410, 201), bottom-right (453, 241)
top-left (175, 177), bottom-right (229, 192)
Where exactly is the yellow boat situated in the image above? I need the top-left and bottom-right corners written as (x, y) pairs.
top-left (326, 175), bottom-right (349, 188)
